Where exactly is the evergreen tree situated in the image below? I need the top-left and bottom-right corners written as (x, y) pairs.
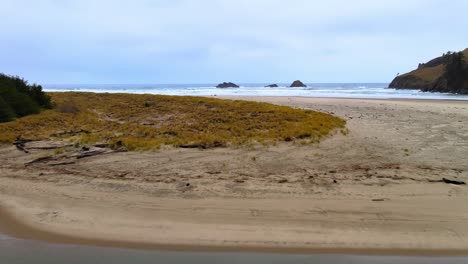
top-left (0, 73), bottom-right (52, 122)
top-left (444, 52), bottom-right (468, 93)
top-left (0, 96), bottom-right (15, 122)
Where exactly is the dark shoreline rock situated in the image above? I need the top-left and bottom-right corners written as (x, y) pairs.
top-left (216, 82), bottom-right (239, 88)
top-left (388, 75), bottom-right (432, 90)
top-left (290, 80), bottom-right (307, 88)
top-left (265, 84), bottom-right (279, 88)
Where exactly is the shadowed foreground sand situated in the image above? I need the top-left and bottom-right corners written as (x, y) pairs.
top-left (0, 97), bottom-right (467, 255)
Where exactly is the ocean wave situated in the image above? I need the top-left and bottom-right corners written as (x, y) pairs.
top-left (43, 84), bottom-right (468, 100)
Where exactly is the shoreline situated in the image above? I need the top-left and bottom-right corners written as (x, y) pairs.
top-left (1, 205), bottom-right (468, 257)
top-left (215, 95), bottom-right (468, 102)
top-left (1, 96), bottom-right (467, 256)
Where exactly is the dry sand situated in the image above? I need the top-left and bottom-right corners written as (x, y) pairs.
top-left (0, 97), bottom-right (467, 255)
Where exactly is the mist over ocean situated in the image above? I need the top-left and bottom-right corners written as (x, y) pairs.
top-left (44, 83), bottom-right (468, 100)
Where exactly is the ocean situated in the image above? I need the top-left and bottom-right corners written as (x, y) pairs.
top-left (44, 83), bottom-right (468, 100)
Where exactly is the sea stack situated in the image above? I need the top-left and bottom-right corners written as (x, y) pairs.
top-left (290, 80), bottom-right (307, 87)
top-left (265, 84), bottom-right (279, 88)
top-left (389, 48), bottom-right (468, 94)
top-left (216, 82), bottom-right (240, 88)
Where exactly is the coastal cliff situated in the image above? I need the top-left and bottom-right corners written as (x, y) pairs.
top-left (389, 48), bottom-right (468, 94)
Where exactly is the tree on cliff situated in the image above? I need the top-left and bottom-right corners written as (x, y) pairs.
top-left (0, 97), bottom-right (15, 122)
top-left (0, 73), bottom-right (53, 122)
top-left (443, 52), bottom-right (468, 93)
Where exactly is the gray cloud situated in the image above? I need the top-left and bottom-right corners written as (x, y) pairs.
top-left (1, 0), bottom-right (467, 83)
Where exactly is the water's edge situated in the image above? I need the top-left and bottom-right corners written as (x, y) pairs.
top-left (43, 83), bottom-right (468, 100)
top-left (1, 205), bottom-right (468, 257)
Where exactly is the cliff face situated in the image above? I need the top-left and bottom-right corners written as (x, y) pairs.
top-left (389, 49), bottom-right (468, 94)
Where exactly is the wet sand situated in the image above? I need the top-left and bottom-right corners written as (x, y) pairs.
top-left (1, 96), bottom-right (467, 255)
top-left (1, 233), bottom-right (468, 264)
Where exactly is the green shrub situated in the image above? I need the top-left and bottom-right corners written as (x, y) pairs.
top-left (2, 87), bottom-right (40, 117)
top-left (0, 96), bottom-right (15, 122)
top-left (0, 73), bottom-right (52, 122)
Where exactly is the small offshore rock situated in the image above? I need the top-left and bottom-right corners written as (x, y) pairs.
top-left (216, 82), bottom-right (240, 88)
top-left (290, 80), bottom-right (307, 87)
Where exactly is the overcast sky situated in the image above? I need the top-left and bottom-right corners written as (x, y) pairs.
top-left (1, 0), bottom-right (467, 84)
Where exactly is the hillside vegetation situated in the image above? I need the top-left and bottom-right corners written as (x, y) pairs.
top-left (0, 74), bottom-right (52, 122)
top-left (389, 49), bottom-right (468, 94)
top-left (0, 92), bottom-right (345, 150)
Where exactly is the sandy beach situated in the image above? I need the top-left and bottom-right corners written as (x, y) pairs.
top-left (1, 96), bottom-right (467, 255)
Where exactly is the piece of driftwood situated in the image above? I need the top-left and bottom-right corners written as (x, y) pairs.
top-left (93, 143), bottom-right (110, 148)
top-left (179, 141), bottom-right (224, 149)
top-left (179, 144), bottom-right (204, 149)
top-left (76, 149), bottom-right (107, 159)
top-left (26, 156), bottom-right (55, 165)
top-left (48, 161), bottom-right (76, 166)
top-left (14, 137), bottom-right (36, 144)
top-left (76, 147), bottom-right (127, 159)
top-left (14, 143), bottom-right (29, 153)
top-left (50, 129), bottom-right (90, 137)
top-left (442, 178), bottom-right (466, 185)
top-left (27, 144), bottom-right (73, 150)
top-left (429, 178), bottom-right (466, 185)
top-left (25, 146), bottom-right (128, 165)
top-left (13, 137), bottom-right (37, 153)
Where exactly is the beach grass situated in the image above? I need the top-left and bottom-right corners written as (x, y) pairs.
top-left (403, 65), bottom-right (445, 82)
top-left (0, 92), bottom-right (345, 150)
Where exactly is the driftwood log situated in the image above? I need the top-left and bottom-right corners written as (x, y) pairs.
top-left (76, 149), bottom-right (107, 159)
top-left (27, 143), bottom-right (73, 150)
top-left (25, 146), bottom-right (127, 165)
top-left (93, 143), bottom-right (110, 148)
top-left (48, 161), bottom-right (77, 166)
top-left (179, 144), bottom-right (204, 149)
top-left (50, 130), bottom-right (91, 137)
top-left (442, 178), bottom-right (466, 185)
top-left (25, 156), bottom-right (56, 165)
top-left (429, 178), bottom-right (466, 185)
top-left (76, 147), bottom-right (127, 159)
top-left (13, 137), bottom-right (38, 153)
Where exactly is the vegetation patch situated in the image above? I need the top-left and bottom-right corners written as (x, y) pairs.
top-left (0, 92), bottom-right (345, 150)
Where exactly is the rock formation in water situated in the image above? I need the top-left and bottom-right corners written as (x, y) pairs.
top-left (389, 48), bottom-right (468, 94)
top-left (216, 82), bottom-right (240, 88)
top-left (265, 84), bottom-right (279, 88)
top-left (290, 80), bottom-right (307, 88)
